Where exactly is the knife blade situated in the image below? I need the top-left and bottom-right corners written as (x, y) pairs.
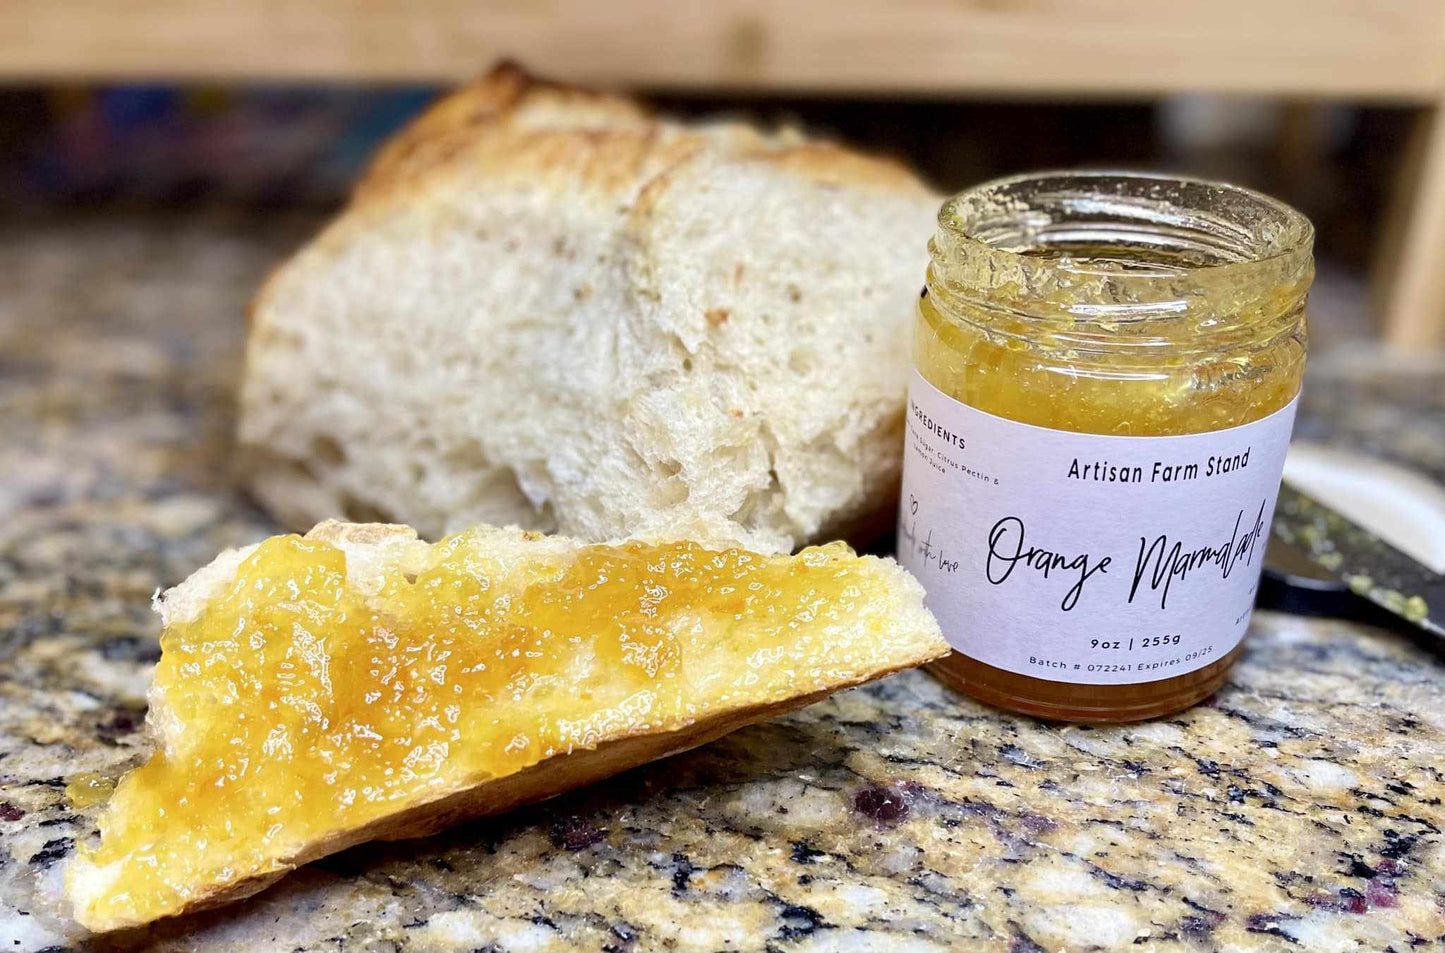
top-left (1267, 482), bottom-right (1442, 637)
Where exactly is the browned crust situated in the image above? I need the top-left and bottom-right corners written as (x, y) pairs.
top-left (349, 62), bottom-right (926, 209)
top-left (353, 61), bottom-right (651, 205)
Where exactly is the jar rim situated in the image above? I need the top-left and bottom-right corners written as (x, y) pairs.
top-left (936, 169), bottom-right (1314, 273)
top-left (928, 170), bottom-right (1314, 337)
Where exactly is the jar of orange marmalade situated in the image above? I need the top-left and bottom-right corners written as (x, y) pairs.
top-left (898, 172), bottom-right (1312, 722)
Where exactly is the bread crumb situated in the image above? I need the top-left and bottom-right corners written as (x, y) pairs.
top-left (706, 308), bottom-right (730, 327)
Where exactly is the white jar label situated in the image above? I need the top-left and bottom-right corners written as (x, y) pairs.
top-left (897, 371), bottom-right (1299, 685)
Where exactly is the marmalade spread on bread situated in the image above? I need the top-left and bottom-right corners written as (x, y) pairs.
top-left (74, 531), bottom-right (892, 927)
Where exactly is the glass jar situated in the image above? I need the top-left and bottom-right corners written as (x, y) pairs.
top-left (899, 171), bottom-right (1312, 722)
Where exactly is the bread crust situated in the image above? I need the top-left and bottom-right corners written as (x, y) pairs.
top-left (69, 520), bottom-right (948, 932)
top-left (354, 62), bottom-right (655, 205)
top-left (351, 65), bottom-right (926, 211)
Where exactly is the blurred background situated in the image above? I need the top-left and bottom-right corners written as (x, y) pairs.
top-left (3, 0), bottom-right (1445, 355)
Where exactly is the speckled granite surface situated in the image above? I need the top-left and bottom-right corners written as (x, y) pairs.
top-left (2, 212), bottom-right (1445, 952)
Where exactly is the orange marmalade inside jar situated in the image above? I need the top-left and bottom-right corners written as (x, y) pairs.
top-left (906, 172), bottom-right (1312, 722)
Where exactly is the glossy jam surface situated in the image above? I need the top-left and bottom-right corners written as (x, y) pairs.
top-left (65, 773), bottom-right (115, 809)
top-left (919, 216), bottom-right (1309, 721)
top-left (916, 275), bottom-right (1306, 437)
top-left (76, 531), bottom-right (905, 928)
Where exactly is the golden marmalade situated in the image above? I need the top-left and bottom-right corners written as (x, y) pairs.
top-left (911, 172), bottom-right (1312, 721)
top-left (70, 531), bottom-right (916, 929)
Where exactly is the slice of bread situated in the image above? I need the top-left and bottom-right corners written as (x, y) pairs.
top-left (240, 64), bottom-right (940, 554)
top-left (66, 520), bottom-right (947, 932)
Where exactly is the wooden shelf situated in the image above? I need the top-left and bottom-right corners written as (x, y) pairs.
top-left (2, 0), bottom-right (1442, 99)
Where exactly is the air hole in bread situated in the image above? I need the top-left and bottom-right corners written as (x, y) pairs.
top-left (731, 467), bottom-right (783, 533)
top-left (311, 436), bottom-right (347, 467)
top-left (534, 499), bottom-right (559, 534)
top-left (733, 490), bottom-right (774, 533)
top-left (654, 480), bottom-right (689, 507)
top-left (340, 491), bottom-right (397, 525)
top-left (463, 463), bottom-right (558, 533)
top-left (649, 453), bottom-right (687, 505)
top-left (443, 439), bottom-right (490, 470)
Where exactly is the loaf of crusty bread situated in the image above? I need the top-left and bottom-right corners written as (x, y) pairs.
top-left (239, 64), bottom-right (939, 553)
top-left (67, 519), bottom-right (947, 931)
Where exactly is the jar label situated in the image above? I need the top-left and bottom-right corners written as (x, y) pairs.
top-left (897, 371), bottom-right (1299, 685)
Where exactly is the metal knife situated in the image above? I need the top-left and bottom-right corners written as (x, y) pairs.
top-left (1264, 482), bottom-right (1442, 637)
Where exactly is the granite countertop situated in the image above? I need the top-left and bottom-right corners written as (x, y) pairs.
top-left (3, 212), bottom-right (1445, 953)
